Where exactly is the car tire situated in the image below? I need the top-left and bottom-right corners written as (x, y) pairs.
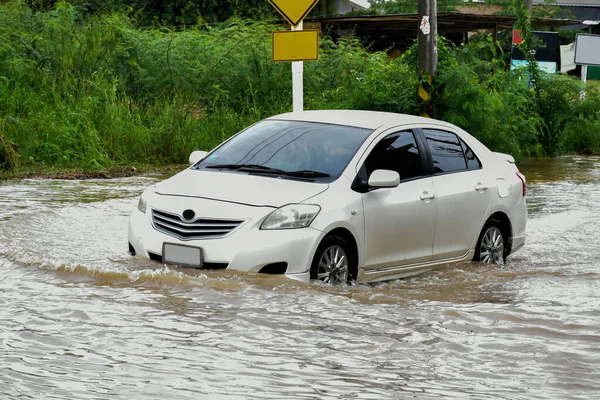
top-left (474, 220), bottom-right (507, 265)
top-left (310, 235), bottom-right (357, 285)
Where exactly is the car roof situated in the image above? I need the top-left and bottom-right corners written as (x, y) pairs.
top-left (267, 110), bottom-right (452, 130)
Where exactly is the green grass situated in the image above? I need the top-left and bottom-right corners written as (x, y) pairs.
top-left (1, 0), bottom-right (599, 173)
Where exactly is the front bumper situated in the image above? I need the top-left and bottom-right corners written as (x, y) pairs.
top-left (128, 203), bottom-right (323, 282)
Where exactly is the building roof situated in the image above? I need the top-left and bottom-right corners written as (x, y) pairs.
top-left (534, 0), bottom-right (600, 6)
top-left (311, 12), bottom-right (581, 33)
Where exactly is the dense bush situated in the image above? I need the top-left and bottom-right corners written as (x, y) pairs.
top-left (437, 37), bottom-right (543, 158)
top-left (0, 1), bottom-right (289, 168)
top-left (562, 86), bottom-right (600, 155)
top-left (1, 0), bottom-right (599, 171)
top-left (307, 36), bottom-right (418, 113)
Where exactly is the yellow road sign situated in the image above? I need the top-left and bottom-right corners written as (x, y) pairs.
top-left (273, 30), bottom-right (319, 62)
top-left (267, 0), bottom-right (320, 27)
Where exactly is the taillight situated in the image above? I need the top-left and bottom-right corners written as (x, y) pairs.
top-left (516, 172), bottom-right (526, 197)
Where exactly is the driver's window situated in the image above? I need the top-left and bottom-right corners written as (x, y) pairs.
top-left (364, 131), bottom-right (424, 181)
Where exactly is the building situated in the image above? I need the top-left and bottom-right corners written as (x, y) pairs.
top-left (337, 0), bottom-right (370, 14)
top-left (535, 0), bottom-right (600, 32)
top-left (312, 12), bottom-right (579, 52)
top-left (539, 0), bottom-right (600, 79)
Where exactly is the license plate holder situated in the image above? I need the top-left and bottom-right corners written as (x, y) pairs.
top-left (162, 243), bottom-right (203, 268)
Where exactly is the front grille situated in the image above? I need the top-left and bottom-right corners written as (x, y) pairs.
top-left (151, 209), bottom-right (243, 240)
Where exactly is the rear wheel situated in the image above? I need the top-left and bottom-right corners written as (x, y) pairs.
top-left (310, 235), bottom-right (356, 285)
top-left (474, 221), bottom-right (506, 265)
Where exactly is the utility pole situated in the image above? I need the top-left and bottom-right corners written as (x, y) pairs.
top-left (418, 0), bottom-right (438, 118)
top-left (524, 0), bottom-right (533, 14)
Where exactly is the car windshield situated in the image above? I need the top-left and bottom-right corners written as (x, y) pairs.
top-left (196, 120), bottom-right (373, 181)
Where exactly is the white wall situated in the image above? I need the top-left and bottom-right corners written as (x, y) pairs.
top-left (338, 0), bottom-right (370, 14)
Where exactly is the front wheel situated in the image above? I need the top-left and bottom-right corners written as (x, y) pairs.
top-left (310, 235), bottom-right (356, 285)
top-left (474, 221), bottom-right (506, 265)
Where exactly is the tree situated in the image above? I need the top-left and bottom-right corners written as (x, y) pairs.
top-left (12, 0), bottom-right (278, 24)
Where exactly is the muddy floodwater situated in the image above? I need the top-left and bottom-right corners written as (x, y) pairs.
top-left (1, 156), bottom-right (599, 399)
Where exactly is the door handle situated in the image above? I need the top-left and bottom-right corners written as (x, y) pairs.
top-left (420, 191), bottom-right (436, 201)
top-left (475, 183), bottom-right (489, 192)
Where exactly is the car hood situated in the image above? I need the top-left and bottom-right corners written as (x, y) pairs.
top-left (154, 168), bottom-right (329, 208)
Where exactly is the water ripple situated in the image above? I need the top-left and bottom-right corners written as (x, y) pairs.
top-left (1, 157), bottom-right (600, 399)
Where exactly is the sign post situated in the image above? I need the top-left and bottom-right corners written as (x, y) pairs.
top-left (268, 0), bottom-right (320, 112)
top-left (292, 22), bottom-right (304, 113)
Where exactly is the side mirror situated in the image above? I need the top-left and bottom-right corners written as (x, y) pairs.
top-left (368, 169), bottom-right (400, 188)
top-left (189, 150), bottom-right (208, 165)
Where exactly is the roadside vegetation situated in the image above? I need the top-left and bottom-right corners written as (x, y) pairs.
top-left (1, 0), bottom-right (599, 173)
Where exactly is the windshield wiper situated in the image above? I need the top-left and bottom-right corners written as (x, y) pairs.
top-left (282, 170), bottom-right (331, 178)
top-left (205, 164), bottom-right (285, 173)
top-left (204, 164), bottom-right (330, 179)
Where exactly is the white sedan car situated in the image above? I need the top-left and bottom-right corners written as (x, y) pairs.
top-left (129, 111), bottom-right (527, 284)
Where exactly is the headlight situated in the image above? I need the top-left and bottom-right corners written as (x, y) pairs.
top-left (137, 194), bottom-right (148, 214)
top-left (261, 204), bottom-right (320, 230)
top-left (137, 186), bottom-right (155, 214)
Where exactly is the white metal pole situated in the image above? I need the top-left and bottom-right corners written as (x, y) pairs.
top-left (581, 64), bottom-right (588, 100)
top-left (292, 22), bottom-right (304, 112)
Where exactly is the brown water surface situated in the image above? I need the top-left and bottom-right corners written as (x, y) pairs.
top-left (1, 157), bottom-right (599, 399)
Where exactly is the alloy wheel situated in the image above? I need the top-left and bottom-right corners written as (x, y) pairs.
top-left (317, 245), bottom-right (349, 284)
top-left (479, 226), bottom-right (505, 265)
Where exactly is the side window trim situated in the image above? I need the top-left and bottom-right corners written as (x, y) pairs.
top-left (459, 137), bottom-right (483, 171)
top-left (413, 128), bottom-right (434, 176)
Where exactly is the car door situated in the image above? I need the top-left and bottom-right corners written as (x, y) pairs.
top-left (359, 130), bottom-right (437, 270)
top-left (420, 128), bottom-right (492, 260)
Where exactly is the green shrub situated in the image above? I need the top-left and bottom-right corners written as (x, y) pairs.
top-left (1, 0), bottom-right (599, 172)
top-left (307, 35), bottom-right (418, 113)
top-left (562, 87), bottom-right (600, 155)
top-left (0, 117), bottom-right (21, 169)
top-left (533, 73), bottom-right (584, 156)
